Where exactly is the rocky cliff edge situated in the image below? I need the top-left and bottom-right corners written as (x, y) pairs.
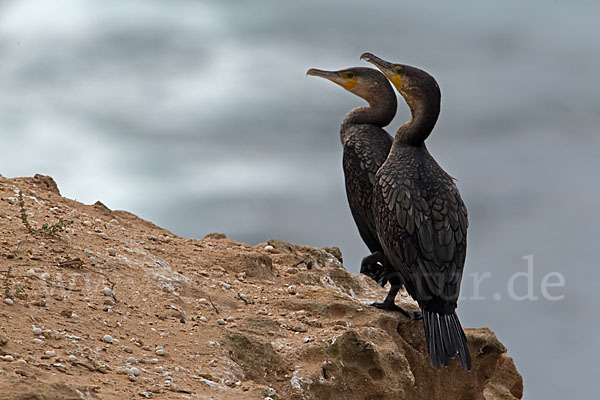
top-left (0, 174), bottom-right (523, 399)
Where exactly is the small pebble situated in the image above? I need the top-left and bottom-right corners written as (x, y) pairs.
top-left (53, 363), bottom-right (67, 372)
top-left (71, 313), bottom-right (79, 319)
top-left (40, 273), bottom-right (50, 280)
top-left (101, 287), bottom-right (113, 297)
top-left (128, 375), bottom-right (137, 382)
top-left (99, 233), bottom-right (109, 240)
top-left (144, 358), bottom-right (159, 364)
top-left (208, 359), bottom-right (217, 367)
top-left (32, 338), bottom-right (43, 344)
top-left (16, 359), bottom-right (27, 366)
top-left (26, 269), bottom-right (36, 277)
top-left (287, 285), bottom-right (297, 295)
top-left (130, 366), bottom-right (140, 376)
top-left (155, 347), bottom-right (166, 356)
top-left (45, 350), bottom-right (57, 357)
top-left (264, 245), bottom-right (274, 251)
top-left (32, 327), bottom-right (43, 335)
top-left (199, 316), bottom-right (208, 323)
top-left (216, 319), bottom-right (227, 325)
top-left (4, 298), bottom-right (13, 305)
top-left (226, 316), bottom-right (235, 322)
top-left (107, 248), bottom-right (117, 257)
top-left (126, 357), bottom-right (138, 364)
top-left (123, 346), bottom-right (133, 354)
top-left (2, 355), bottom-right (14, 362)
top-left (68, 355), bottom-right (78, 362)
top-left (115, 366), bottom-right (129, 375)
top-left (102, 335), bottom-right (114, 344)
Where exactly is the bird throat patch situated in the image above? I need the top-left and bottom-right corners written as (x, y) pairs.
top-left (340, 77), bottom-right (358, 90)
top-left (391, 74), bottom-right (403, 90)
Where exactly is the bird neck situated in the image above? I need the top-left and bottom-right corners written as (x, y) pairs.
top-left (394, 95), bottom-right (440, 146)
top-left (340, 93), bottom-right (397, 145)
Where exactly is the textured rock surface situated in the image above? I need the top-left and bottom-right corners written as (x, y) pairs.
top-left (0, 174), bottom-right (523, 399)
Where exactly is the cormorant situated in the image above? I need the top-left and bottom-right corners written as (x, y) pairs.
top-left (361, 53), bottom-right (472, 371)
top-left (307, 67), bottom-right (417, 317)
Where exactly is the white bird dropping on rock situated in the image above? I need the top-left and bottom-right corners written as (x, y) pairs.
top-left (102, 334), bottom-right (114, 344)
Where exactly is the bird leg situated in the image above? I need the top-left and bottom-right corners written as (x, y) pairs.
top-left (360, 251), bottom-right (387, 286)
top-left (371, 273), bottom-right (422, 320)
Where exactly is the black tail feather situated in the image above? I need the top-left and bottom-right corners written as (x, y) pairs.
top-left (422, 310), bottom-right (471, 371)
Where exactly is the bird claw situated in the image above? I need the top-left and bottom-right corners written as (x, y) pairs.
top-left (370, 301), bottom-right (422, 320)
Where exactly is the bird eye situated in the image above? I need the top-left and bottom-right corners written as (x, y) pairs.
top-left (347, 72), bottom-right (354, 78)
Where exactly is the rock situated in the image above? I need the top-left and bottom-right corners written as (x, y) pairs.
top-left (44, 350), bottom-right (56, 358)
top-left (0, 376), bottom-right (99, 400)
top-left (202, 232), bottom-right (227, 240)
top-left (4, 298), bottom-right (13, 305)
top-left (0, 175), bottom-right (522, 400)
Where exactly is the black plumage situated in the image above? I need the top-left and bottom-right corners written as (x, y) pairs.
top-left (307, 67), bottom-right (414, 315)
top-left (362, 53), bottom-right (471, 370)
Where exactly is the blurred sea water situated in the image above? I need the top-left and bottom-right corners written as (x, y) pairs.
top-left (1, 1), bottom-right (599, 397)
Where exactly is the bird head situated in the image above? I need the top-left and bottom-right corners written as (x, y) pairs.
top-left (306, 67), bottom-right (392, 104)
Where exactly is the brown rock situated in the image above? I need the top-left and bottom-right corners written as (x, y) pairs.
top-left (0, 174), bottom-right (522, 400)
top-left (33, 174), bottom-right (60, 195)
top-left (0, 376), bottom-right (99, 400)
